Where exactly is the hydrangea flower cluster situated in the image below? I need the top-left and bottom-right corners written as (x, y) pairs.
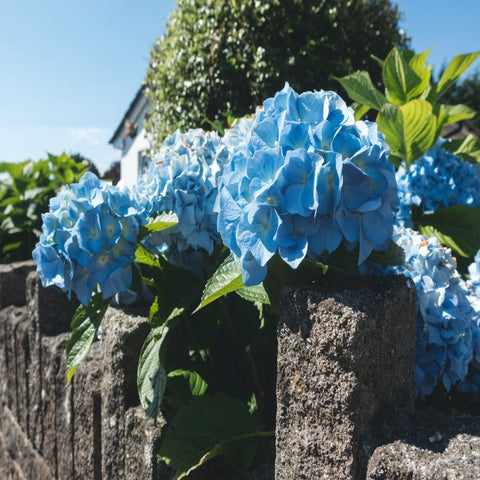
top-left (215, 83), bottom-right (398, 285)
top-left (134, 129), bottom-right (229, 271)
top-left (396, 146), bottom-right (480, 226)
top-left (456, 250), bottom-right (480, 394)
top-left (366, 226), bottom-right (476, 397)
top-left (32, 172), bottom-right (146, 305)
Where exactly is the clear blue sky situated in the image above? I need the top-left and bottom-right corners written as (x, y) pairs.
top-left (1, 0), bottom-right (478, 173)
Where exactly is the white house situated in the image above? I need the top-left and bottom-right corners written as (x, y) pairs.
top-left (109, 87), bottom-right (151, 188)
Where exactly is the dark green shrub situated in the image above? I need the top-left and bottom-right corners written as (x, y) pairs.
top-left (145, 0), bottom-right (409, 148)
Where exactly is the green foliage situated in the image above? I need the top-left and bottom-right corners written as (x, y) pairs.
top-left (416, 206), bottom-right (480, 260)
top-left (66, 292), bottom-right (112, 383)
top-left (0, 153), bottom-right (88, 263)
top-left (441, 68), bottom-right (480, 129)
top-left (337, 48), bottom-right (479, 167)
top-left (158, 393), bottom-right (271, 479)
top-left (442, 134), bottom-right (480, 163)
top-left (145, 0), bottom-right (408, 148)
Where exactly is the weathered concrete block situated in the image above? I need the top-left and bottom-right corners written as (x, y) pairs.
top-left (0, 405), bottom-right (53, 479)
top-left (275, 275), bottom-right (416, 480)
top-left (367, 408), bottom-right (480, 479)
top-left (41, 333), bottom-right (73, 478)
top-left (73, 343), bottom-right (102, 480)
top-left (13, 313), bottom-right (30, 435)
top-left (27, 271), bottom-right (78, 452)
top-left (0, 260), bottom-right (36, 309)
top-left (101, 305), bottom-right (150, 479)
top-left (124, 405), bottom-right (167, 480)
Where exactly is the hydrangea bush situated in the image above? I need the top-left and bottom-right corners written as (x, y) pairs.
top-left (215, 83), bottom-right (398, 285)
top-left (31, 47), bottom-right (480, 478)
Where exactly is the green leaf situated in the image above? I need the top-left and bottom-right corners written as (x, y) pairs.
top-left (417, 206), bottom-right (480, 258)
top-left (167, 369), bottom-right (208, 402)
top-left (435, 104), bottom-right (476, 133)
top-left (236, 284), bottom-right (270, 305)
top-left (135, 243), bottom-right (161, 267)
top-left (194, 255), bottom-right (244, 312)
top-left (137, 332), bottom-right (168, 419)
top-left (377, 100), bottom-right (436, 166)
top-left (158, 393), bottom-right (270, 479)
top-left (138, 212), bottom-right (179, 240)
top-left (407, 49), bottom-right (432, 99)
top-left (366, 241), bottom-right (405, 266)
top-left (352, 103), bottom-right (370, 121)
top-left (335, 71), bottom-right (386, 110)
top-left (442, 134), bottom-right (480, 163)
top-left (66, 292), bottom-right (112, 383)
top-left (383, 47), bottom-right (422, 104)
top-left (429, 51), bottom-right (480, 103)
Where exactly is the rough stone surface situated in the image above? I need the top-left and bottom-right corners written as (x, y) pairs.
top-left (124, 405), bottom-right (167, 480)
top-left (73, 343), bottom-right (102, 480)
top-left (0, 405), bottom-right (53, 480)
top-left (275, 275), bottom-right (417, 480)
top-left (101, 305), bottom-right (150, 479)
top-left (0, 261), bottom-right (36, 309)
top-left (367, 408), bottom-right (480, 479)
top-left (26, 271), bottom-right (78, 452)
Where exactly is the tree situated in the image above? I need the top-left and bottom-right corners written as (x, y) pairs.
top-left (102, 161), bottom-right (121, 185)
top-left (144, 0), bottom-right (409, 148)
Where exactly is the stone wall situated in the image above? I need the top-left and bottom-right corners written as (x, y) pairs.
top-left (1, 261), bottom-right (479, 480)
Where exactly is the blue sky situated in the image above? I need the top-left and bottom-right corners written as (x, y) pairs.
top-left (1, 0), bottom-right (478, 173)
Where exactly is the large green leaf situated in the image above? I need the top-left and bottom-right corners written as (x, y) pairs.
top-left (377, 100), bottom-right (436, 166)
top-left (135, 243), bottom-right (161, 267)
top-left (335, 71), bottom-right (386, 110)
top-left (429, 51), bottom-right (480, 103)
top-left (407, 49), bottom-right (432, 99)
top-left (137, 332), bottom-right (168, 419)
top-left (158, 393), bottom-right (271, 479)
top-left (366, 241), bottom-right (405, 266)
top-left (417, 206), bottom-right (480, 259)
top-left (442, 134), bottom-right (480, 164)
top-left (194, 254), bottom-right (244, 312)
top-left (383, 47), bottom-right (422, 104)
top-left (435, 104), bottom-right (476, 134)
top-left (138, 308), bottom-right (183, 418)
top-left (167, 369), bottom-right (208, 404)
top-left (236, 284), bottom-right (270, 305)
top-left (66, 292), bottom-right (112, 383)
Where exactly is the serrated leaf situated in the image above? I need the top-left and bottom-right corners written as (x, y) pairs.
top-left (137, 332), bottom-right (167, 419)
top-left (158, 393), bottom-right (269, 479)
top-left (168, 369), bottom-right (208, 397)
top-left (417, 206), bottom-right (480, 259)
top-left (236, 283), bottom-right (270, 305)
top-left (442, 134), bottom-right (480, 164)
top-left (139, 212), bottom-right (178, 240)
top-left (436, 104), bottom-right (476, 133)
top-left (383, 47), bottom-right (422, 104)
top-left (335, 71), bottom-right (386, 110)
top-left (194, 255), bottom-right (244, 312)
top-left (377, 100), bottom-right (436, 166)
top-left (407, 49), bottom-right (432, 99)
top-left (66, 292), bottom-right (112, 383)
top-left (429, 51), bottom-right (480, 103)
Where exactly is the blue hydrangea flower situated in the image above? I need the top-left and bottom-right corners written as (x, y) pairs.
top-left (215, 83), bottom-right (398, 285)
top-left (134, 129), bottom-right (229, 271)
top-left (364, 226), bottom-right (475, 397)
top-left (396, 146), bottom-right (480, 226)
top-left (32, 172), bottom-right (146, 305)
top-left (456, 250), bottom-right (480, 395)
